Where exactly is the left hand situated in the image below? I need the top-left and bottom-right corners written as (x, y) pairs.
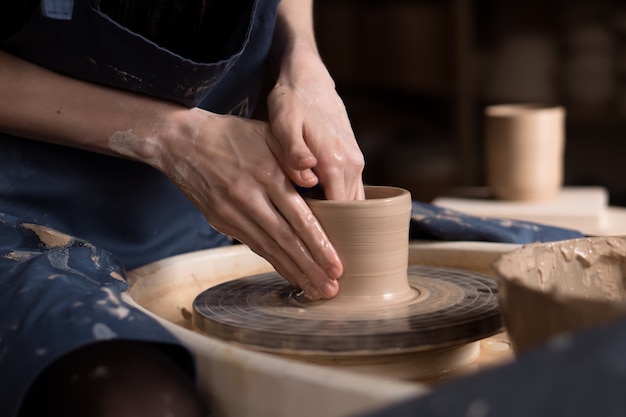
top-left (266, 47), bottom-right (365, 201)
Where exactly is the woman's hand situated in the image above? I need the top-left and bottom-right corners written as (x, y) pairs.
top-left (266, 54), bottom-right (365, 201)
top-left (155, 109), bottom-right (343, 300)
top-left (267, 0), bottom-right (365, 202)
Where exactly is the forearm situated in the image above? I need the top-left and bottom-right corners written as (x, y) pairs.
top-left (271, 0), bottom-right (333, 88)
top-left (0, 6), bottom-right (355, 297)
top-left (0, 49), bottom-right (197, 170)
top-left (272, 0), bottom-right (317, 57)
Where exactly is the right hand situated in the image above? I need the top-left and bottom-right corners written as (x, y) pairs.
top-left (155, 109), bottom-right (343, 300)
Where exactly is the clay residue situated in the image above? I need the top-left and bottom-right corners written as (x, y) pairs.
top-left (107, 64), bottom-right (144, 84)
top-left (109, 127), bottom-right (168, 170)
top-left (96, 287), bottom-right (131, 320)
top-left (23, 223), bottom-right (73, 248)
top-left (109, 271), bottom-right (125, 282)
top-left (4, 250), bottom-right (40, 262)
top-left (494, 236), bottom-right (626, 302)
top-left (92, 322), bottom-right (118, 340)
top-left (108, 129), bottom-right (144, 160)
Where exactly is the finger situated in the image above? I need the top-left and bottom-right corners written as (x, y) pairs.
top-left (313, 151), bottom-right (365, 201)
top-left (215, 208), bottom-right (325, 300)
top-left (264, 179), bottom-right (343, 280)
top-left (299, 122), bottom-right (365, 201)
top-left (249, 207), bottom-right (340, 300)
top-left (213, 183), bottom-right (340, 299)
top-left (293, 167), bottom-right (319, 189)
top-left (323, 179), bottom-right (365, 201)
top-left (268, 116), bottom-right (320, 188)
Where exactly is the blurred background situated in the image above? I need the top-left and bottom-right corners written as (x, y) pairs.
top-left (311, 0), bottom-right (626, 205)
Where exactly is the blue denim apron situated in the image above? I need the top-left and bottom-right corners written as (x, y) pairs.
top-left (0, 0), bottom-right (279, 415)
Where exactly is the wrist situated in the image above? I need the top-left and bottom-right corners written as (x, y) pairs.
top-left (273, 45), bottom-right (335, 94)
top-left (108, 104), bottom-right (200, 174)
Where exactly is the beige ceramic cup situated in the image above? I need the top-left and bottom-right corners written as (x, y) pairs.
top-left (484, 104), bottom-right (565, 201)
top-left (306, 186), bottom-right (414, 307)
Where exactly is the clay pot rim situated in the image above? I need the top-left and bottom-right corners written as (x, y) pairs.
top-left (485, 103), bottom-right (565, 118)
top-left (305, 185), bottom-right (410, 207)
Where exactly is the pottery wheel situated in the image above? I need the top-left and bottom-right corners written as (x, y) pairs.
top-left (193, 265), bottom-right (502, 355)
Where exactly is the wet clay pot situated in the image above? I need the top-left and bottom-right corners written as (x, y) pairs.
top-left (306, 186), bottom-right (414, 307)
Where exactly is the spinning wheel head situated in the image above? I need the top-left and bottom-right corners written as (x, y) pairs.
top-left (192, 265), bottom-right (502, 355)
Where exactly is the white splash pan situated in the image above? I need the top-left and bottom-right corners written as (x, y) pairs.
top-left (125, 240), bottom-right (517, 417)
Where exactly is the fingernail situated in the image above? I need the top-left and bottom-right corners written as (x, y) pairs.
top-left (320, 282), bottom-right (338, 298)
top-left (300, 169), bottom-right (318, 185)
top-left (327, 266), bottom-right (342, 279)
top-left (305, 287), bottom-right (321, 301)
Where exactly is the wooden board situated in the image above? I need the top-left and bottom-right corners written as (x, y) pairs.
top-left (433, 186), bottom-right (608, 234)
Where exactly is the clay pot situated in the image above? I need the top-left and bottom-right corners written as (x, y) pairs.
top-left (492, 236), bottom-right (626, 354)
top-left (306, 186), bottom-right (414, 307)
top-left (484, 104), bottom-right (565, 201)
